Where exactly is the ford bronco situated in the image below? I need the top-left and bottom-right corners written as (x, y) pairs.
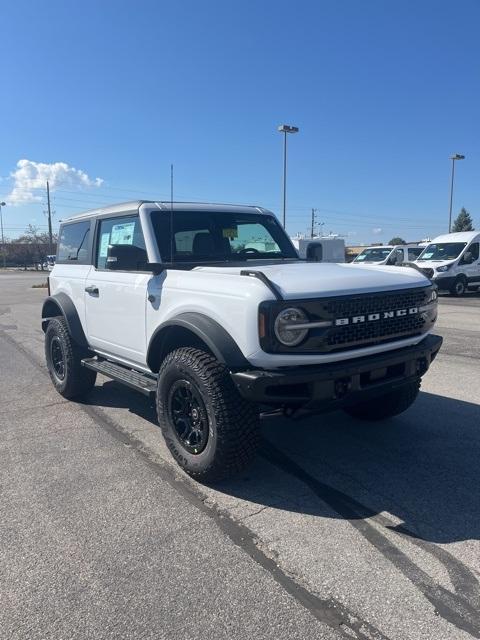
top-left (42, 201), bottom-right (442, 481)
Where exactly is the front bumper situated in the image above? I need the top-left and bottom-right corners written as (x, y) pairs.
top-left (231, 334), bottom-right (442, 412)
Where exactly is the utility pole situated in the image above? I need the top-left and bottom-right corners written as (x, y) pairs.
top-left (311, 208), bottom-right (317, 238)
top-left (46, 181), bottom-right (53, 254)
top-left (448, 154), bottom-right (465, 233)
top-left (0, 202), bottom-right (6, 269)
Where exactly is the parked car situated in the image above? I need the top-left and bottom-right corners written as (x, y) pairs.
top-left (414, 231), bottom-right (480, 296)
top-left (42, 201), bottom-right (441, 482)
top-left (352, 244), bottom-right (424, 266)
top-left (46, 254), bottom-right (56, 271)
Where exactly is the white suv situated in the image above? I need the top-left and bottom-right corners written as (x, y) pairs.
top-left (42, 201), bottom-right (442, 481)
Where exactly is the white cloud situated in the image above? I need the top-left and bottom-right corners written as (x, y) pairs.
top-left (6, 159), bottom-right (103, 205)
top-left (372, 227), bottom-right (383, 235)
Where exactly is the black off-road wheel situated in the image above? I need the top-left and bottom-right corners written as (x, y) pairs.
top-left (156, 347), bottom-right (260, 483)
top-left (343, 379), bottom-right (420, 421)
top-left (45, 317), bottom-right (97, 399)
top-left (450, 276), bottom-right (467, 297)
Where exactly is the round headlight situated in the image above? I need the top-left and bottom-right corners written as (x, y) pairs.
top-left (274, 307), bottom-right (309, 346)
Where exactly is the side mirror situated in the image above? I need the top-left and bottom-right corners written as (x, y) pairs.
top-left (106, 244), bottom-right (147, 270)
top-left (462, 251), bottom-right (473, 264)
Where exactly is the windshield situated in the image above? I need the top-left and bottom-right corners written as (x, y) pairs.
top-left (417, 242), bottom-right (467, 261)
top-left (151, 211), bottom-right (298, 262)
top-left (353, 247), bottom-right (392, 263)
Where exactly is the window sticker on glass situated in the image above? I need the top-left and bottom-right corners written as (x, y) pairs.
top-left (99, 232), bottom-right (110, 257)
top-left (422, 252), bottom-right (434, 259)
top-left (356, 254), bottom-right (366, 261)
top-left (223, 227), bottom-right (238, 239)
top-left (111, 222), bottom-right (135, 245)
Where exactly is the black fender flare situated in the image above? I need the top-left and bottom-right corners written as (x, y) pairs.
top-left (147, 312), bottom-right (250, 372)
top-left (41, 293), bottom-right (89, 349)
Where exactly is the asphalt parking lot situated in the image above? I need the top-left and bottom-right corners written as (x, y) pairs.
top-left (1, 271), bottom-right (479, 640)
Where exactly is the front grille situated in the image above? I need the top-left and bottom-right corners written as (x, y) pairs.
top-left (260, 286), bottom-right (434, 355)
top-left (322, 288), bottom-right (428, 351)
top-left (323, 288), bottom-right (427, 317)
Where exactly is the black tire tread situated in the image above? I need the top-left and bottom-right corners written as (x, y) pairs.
top-left (45, 317), bottom-right (96, 399)
top-left (344, 379), bottom-right (420, 421)
top-left (156, 347), bottom-right (260, 482)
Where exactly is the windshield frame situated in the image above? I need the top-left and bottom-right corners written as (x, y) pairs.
top-left (417, 242), bottom-right (467, 262)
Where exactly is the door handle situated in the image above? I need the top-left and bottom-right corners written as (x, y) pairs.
top-left (85, 285), bottom-right (99, 295)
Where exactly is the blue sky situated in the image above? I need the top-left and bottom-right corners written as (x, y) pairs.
top-left (1, 0), bottom-right (478, 244)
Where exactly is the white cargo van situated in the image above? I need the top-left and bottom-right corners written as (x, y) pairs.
top-left (414, 231), bottom-right (480, 296)
top-left (352, 244), bottom-right (423, 266)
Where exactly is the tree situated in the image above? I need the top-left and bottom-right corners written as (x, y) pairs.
top-left (388, 237), bottom-right (406, 245)
top-left (6, 225), bottom-right (58, 270)
top-left (452, 208), bottom-right (474, 232)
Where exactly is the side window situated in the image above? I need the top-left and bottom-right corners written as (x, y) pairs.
top-left (57, 221), bottom-right (91, 264)
top-left (469, 243), bottom-right (479, 261)
top-left (96, 215), bottom-right (147, 271)
top-left (408, 247), bottom-right (423, 261)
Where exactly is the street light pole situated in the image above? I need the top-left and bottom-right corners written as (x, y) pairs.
top-left (0, 202), bottom-right (6, 269)
top-left (278, 124), bottom-right (299, 229)
top-left (448, 154), bottom-right (465, 233)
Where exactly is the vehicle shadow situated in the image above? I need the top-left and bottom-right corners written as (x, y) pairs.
top-left (83, 382), bottom-right (480, 545)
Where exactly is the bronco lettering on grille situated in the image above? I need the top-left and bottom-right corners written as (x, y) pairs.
top-left (335, 307), bottom-right (418, 326)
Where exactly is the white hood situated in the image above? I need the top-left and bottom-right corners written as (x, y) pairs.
top-left (196, 262), bottom-right (430, 299)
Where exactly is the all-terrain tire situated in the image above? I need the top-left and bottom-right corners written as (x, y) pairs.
top-left (156, 347), bottom-right (260, 483)
top-left (45, 317), bottom-right (97, 399)
top-left (450, 276), bottom-right (467, 297)
top-left (343, 379), bottom-right (420, 421)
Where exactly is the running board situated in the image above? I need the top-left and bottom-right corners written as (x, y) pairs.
top-left (81, 358), bottom-right (157, 397)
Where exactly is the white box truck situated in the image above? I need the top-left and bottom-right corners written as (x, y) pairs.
top-left (291, 237), bottom-right (345, 262)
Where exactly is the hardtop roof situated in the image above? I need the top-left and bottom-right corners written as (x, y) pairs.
top-left (60, 200), bottom-right (272, 223)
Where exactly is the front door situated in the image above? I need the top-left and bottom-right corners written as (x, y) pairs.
top-left (461, 242), bottom-right (480, 285)
top-left (85, 214), bottom-right (151, 366)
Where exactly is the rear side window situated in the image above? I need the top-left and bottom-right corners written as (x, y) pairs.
top-left (408, 247), bottom-right (424, 260)
top-left (57, 221), bottom-right (91, 264)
